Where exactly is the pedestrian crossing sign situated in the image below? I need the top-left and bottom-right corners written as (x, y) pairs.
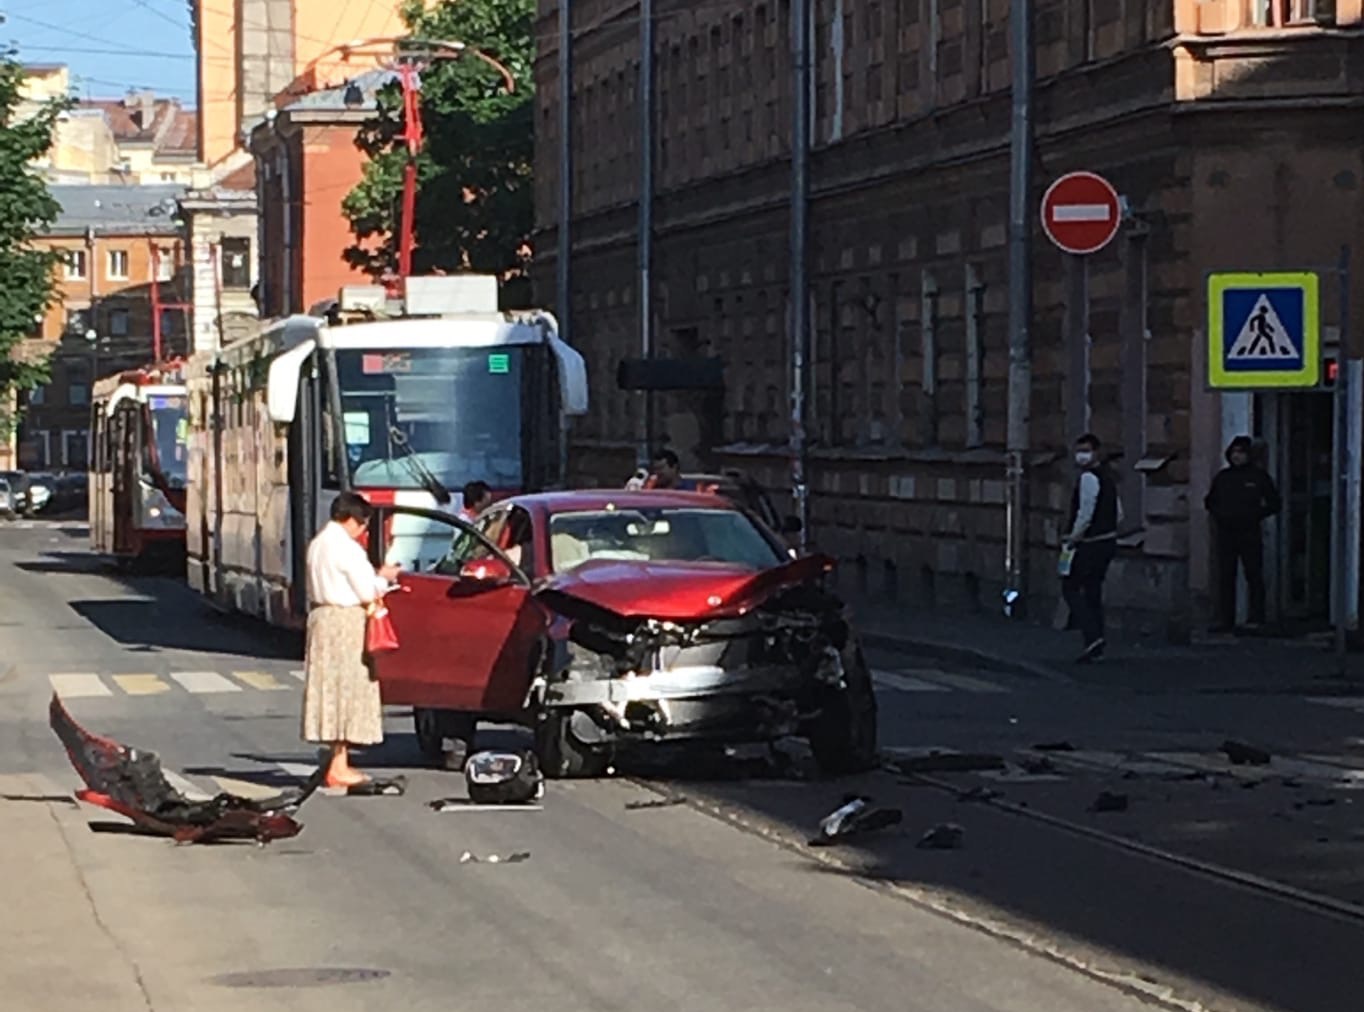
top-left (1208, 271), bottom-right (1319, 389)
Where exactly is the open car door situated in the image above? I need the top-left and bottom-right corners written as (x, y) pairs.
top-left (367, 506), bottom-right (547, 715)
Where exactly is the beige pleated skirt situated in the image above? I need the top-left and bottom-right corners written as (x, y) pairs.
top-left (301, 605), bottom-right (384, 746)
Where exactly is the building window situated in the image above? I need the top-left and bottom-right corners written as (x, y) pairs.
top-left (63, 430), bottom-right (88, 469)
top-left (69, 383), bottom-right (90, 406)
top-left (107, 249), bottom-right (129, 280)
top-left (156, 247), bottom-right (174, 281)
top-left (64, 307), bottom-right (91, 335)
top-left (1248, 0), bottom-right (1335, 25)
top-left (220, 237), bottom-right (251, 289)
top-left (160, 172), bottom-right (175, 181)
top-left (64, 249), bottom-right (87, 280)
top-left (109, 307), bottom-right (129, 337)
top-left (28, 385), bottom-right (45, 406)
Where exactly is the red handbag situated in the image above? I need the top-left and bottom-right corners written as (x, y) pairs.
top-left (365, 605), bottom-right (400, 656)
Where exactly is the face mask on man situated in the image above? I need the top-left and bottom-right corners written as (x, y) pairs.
top-left (1074, 450), bottom-right (1094, 467)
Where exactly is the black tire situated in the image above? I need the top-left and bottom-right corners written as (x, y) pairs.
top-left (413, 708), bottom-right (475, 768)
top-left (535, 710), bottom-right (609, 779)
top-left (807, 644), bottom-right (880, 776)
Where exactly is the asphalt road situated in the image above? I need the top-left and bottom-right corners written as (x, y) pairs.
top-left (1, 521), bottom-right (1361, 1012)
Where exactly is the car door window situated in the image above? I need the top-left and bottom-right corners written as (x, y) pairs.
top-left (431, 510), bottom-right (507, 575)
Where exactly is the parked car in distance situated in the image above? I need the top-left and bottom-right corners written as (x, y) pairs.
top-left (368, 489), bottom-right (878, 779)
top-left (0, 478), bottom-right (14, 519)
top-left (0, 471), bottom-right (31, 516)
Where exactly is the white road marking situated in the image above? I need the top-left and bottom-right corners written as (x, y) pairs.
top-left (210, 776), bottom-right (281, 800)
top-left (912, 671), bottom-right (1010, 694)
top-left (161, 769), bottom-right (212, 801)
top-left (872, 670), bottom-right (950, 692)
top-left (1307, 696), bottom-right (1364, 712)
top-left (288, 669), bottom-right (306, 680)
top-left (273, 761), bottom-right (319, 779)
top-left (49, 673), bottom-right (111, 698)
top-left (169, 671), bottom-right (242, 693)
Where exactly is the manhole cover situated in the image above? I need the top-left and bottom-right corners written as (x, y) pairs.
top-left (212, 968), bottom-right (390, 988)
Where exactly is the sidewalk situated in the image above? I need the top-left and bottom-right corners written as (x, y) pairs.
top-left (854, 602), bottom-right (1364, 694)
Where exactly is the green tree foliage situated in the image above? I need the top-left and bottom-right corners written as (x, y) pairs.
top-left (0, 58), bottom-right (66, 415)
top-left (344, 0), bottom-right (535, 306)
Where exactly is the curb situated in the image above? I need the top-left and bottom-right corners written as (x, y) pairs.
top-left (859, 629), bottom-right (1076, 685)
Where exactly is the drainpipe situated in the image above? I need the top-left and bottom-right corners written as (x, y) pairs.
top-left (789, 0), bottom-right (812, 551)
top-left (556, 0), bottom-right (572, 346)
top-left (637, 0), bottom-right (654, 467)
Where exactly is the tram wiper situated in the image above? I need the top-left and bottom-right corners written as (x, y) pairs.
top-left (388, 426), bottom-right (452, 504)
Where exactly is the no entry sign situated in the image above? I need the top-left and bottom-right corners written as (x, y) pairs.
top-left (1040, 171), bottom-right (1121, 256)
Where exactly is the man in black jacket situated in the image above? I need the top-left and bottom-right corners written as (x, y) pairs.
top-left (1205, 435), bottom-right (1281, 631)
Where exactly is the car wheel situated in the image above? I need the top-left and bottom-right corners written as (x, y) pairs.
top-left (413, 708), bottom-right (475, 769)
top-left (807, 643), bottom-right (880, 776)
top-left (535, 710), bottom-right (609, 779)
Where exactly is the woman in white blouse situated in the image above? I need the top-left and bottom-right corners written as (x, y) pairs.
top-left (301, 491), bottom-right (400, 787)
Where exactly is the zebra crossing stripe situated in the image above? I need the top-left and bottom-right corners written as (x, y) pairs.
top-left (289, 669), bottom-right (306, 681)
top-left (231, 671), bottom-right (289, 691)
top-left (112, 674), bottom-right (170, 696)
top-left (169, 671), bottom-right (242, 693)
top-left (49, 674), bottom-right (111, 698)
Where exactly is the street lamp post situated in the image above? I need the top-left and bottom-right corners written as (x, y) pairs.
top-left (1004, 0), bottom-right (1034, 618)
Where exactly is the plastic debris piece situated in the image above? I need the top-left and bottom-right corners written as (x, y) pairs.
top-left (1090, 790), bottom-right (1129, 813)
top-left (1221, 740), bottom-right (1271, 766)
top-left (916, 823), bottom-right (964, 850)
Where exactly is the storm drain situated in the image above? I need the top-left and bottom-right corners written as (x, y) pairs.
top-left (212, 968), bottom-right (390, 988)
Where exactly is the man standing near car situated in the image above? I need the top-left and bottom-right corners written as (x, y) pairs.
top-left (1204, 435), bottom-right (1280, 632)
top-left (1062, 433), bottom-right (1122, 663)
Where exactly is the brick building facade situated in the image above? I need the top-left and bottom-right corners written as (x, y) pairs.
top-left (533, 0), bottom-right (1364, 640)
top-left (12, 185), bottom-right (189, 471)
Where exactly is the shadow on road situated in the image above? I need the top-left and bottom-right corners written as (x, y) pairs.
top-left (65, 599), bottom-right (301, 660)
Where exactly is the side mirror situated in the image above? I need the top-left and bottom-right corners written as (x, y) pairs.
top-left (459, 556), bottom-right (513, 584)
top-left (781, 515), bottom-right (803, 534)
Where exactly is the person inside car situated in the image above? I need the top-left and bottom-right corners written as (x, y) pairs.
top-left (646, 448), bottom-right (697, 491)
top-left (461, 480), bottom-right (492, 521)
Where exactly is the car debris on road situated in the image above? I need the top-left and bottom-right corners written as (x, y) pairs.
top-left (809, 795), bottom-right (903, 846)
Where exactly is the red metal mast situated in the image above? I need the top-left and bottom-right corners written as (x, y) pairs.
top-left (397, 61), bottom-right (424, 282)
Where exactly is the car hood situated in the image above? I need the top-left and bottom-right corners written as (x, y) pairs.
top-left (535, 554), bottom-right (834, 624)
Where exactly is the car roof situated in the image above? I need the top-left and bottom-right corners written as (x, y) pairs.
top-left (499, 489), bottom-right (744, 514)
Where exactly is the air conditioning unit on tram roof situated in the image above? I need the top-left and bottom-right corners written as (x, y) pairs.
top-left (401, 274), bottom-right (499, 316)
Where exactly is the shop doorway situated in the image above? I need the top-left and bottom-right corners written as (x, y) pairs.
top-left (1256, 391), bottom-right (1334, 629)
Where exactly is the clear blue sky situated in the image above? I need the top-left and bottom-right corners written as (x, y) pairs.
top-left (5, 0), bottom-right (196, 104)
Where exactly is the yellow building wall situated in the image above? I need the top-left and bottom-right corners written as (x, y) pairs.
top-left (197, 0), bottom-right (240, 167)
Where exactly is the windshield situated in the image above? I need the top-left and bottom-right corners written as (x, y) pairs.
top-left (548, 507), bottom-right (783, 573)
top-left (336, 348), bottom-right (526, 492)
top-left (147, 394), bottom-right (188, 487)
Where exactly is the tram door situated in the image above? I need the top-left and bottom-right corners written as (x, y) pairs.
top-left (1257, 392), bottom-right (1334, 629)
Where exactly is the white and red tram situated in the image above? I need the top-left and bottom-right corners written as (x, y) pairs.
top-left (88, 362), bottom-right (190, 566)
top-left (183, 279), bottom-right (588, 628)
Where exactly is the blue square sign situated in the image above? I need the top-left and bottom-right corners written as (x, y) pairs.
top-left (1208, 271), bottom-right (1320, 389)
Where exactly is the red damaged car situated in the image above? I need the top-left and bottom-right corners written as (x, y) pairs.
top-left (368, 490), bottom-right (879, 778)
